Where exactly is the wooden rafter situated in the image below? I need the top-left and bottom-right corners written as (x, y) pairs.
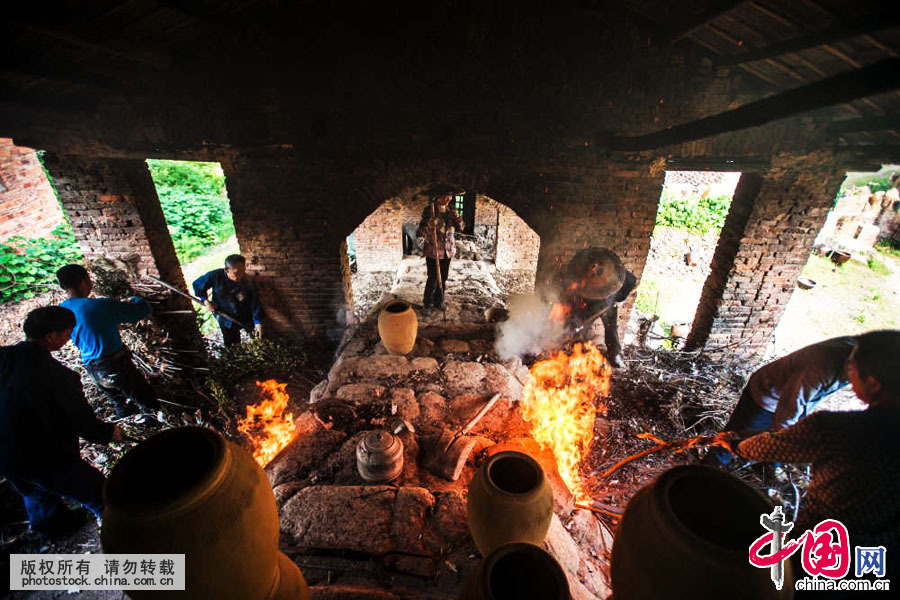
top-left (8, 19), bottom-right (171, 69)
top-left (603, 58), bottom-right (900, 151)
top-left (667, 0), bottom-right (752, 43)
top-left (828, 117), bottom-right (900, 136)
top-left (715, 10), bottom-right (898, 66)
top-left (705, 23), bottom-right (806, 82)
top-left (687, 35), bottom-right (779, 86)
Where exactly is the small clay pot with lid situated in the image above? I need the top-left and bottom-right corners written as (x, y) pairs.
top-left (356, 430), bottom-right (404, 483)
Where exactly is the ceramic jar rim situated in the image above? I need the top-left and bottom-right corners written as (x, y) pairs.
top-left (105, 426), bottom-right (231, 518)
top-left (484, 451), bottom-right (545, 500)
top-left (650, 465), bottom-right (773, 562)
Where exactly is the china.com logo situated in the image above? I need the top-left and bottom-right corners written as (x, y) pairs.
top-left (749, 506), bottom-right (890, 592)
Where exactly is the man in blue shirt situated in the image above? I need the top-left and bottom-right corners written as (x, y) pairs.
top-left (1, 307), bottom-right (123, 538)
top-left (57, 264), bottom-right (160, 418)
top-left (192, 254), bottom-right (263, 348)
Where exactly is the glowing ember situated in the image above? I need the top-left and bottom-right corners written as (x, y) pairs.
top-left (521, 342), bottom-right (611, 502)
top-left (548, 302), bottom-right (571, 324)
top-left (238, 379), bottom-right (297, 467)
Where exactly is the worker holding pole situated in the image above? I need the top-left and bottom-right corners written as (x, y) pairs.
top-left (56, 264), bottom-right (161, 418)
top-left (192, 254), bottom-right (263, 348)
top-left (416, 185), bottom-right (464, 316)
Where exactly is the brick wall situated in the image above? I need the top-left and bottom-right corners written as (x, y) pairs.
top-left (0, 138), bottom-right (63, 241)
top-left (353, 197), bottom-right (402, 272)
top-left (534, 157), bottom-right (667, 338)
top-left (687, 151), bottom-right (845, 361)
top-left (221, 152), bottom-right (354, 346)
top-left (43, 153), bottom-right (201, 347)
top-left (495, 204), bottom-right (539, 274)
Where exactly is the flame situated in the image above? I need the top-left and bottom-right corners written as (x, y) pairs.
top-left (548, 302), bottom-right (571, 324)
top-left (237, 379), bottom-right (297, 467)
top-left (521, 342), bottom-right (611, 502)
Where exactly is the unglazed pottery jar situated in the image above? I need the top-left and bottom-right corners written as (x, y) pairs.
top-left (102, 427), bottom-right (310, 600)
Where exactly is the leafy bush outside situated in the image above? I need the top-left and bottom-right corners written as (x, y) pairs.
top-left (146, 160), bottom-right (234, 263)
top-left (655, 191), bottom-right (731, 234)
top-left (0, 223), bottom-right (83, 302)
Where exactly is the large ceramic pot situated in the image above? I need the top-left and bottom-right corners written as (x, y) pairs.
top-left (377, 299), bottom-right (418, 355)
top-left (102, 427), bottom-right (309, 600)
top-left (460, 542), bottom-right (571, 600)
top-left (466, 451), bottom-right (553, 556)
top-left (611, 465), bottom-right (792, 600)
top-left (356, 430), bottom-right (404, 483)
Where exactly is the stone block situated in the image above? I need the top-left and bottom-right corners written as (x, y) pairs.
top-left (417, 391), bottom-right (448, 426)
top-left (442, 361), bottom-right (487, 394)
top-left (482, 363), bottom-right (524, 400)
top-left (389, 387), bottom-right (419, 422)
top-left (410, 357), bottom-right (439, 374)
top-left (336, 383), bottom-right (387, 403)
top-left (439, 339), bottom-right (470, 354)
top-left (266, 426), bottom-right (346, 487)
top-left (280, 486), bottom-right (435, 558)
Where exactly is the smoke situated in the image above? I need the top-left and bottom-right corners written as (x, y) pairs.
top-left (495, 291), bottom-right (567, 359)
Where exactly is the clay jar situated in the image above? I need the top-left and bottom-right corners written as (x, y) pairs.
top-left (467, 451), bottom-right (553, 556)
top-left (461, 542), bottom-right (571, 600)
top-left (611, 465), bottom-right (792, 599)
top-left (102, 427), bottom-right (309, 600)
top-left (356, 430), bottom-right (404, 483)
top-left (377, 299), bottom-right (418, 355)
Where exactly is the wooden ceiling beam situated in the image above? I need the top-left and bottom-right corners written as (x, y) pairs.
top-left (603, 58), bottom-right (900, 151)
top-left (667, 0), bottom-right (752, 43)
top-left (715, 10), bottom-right (898, 66)
top-left (829, 117), bottom-right (900, 135)
top-left (8, 19), bottom-right (172, 69)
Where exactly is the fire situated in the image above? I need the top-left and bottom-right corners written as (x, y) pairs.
top-left (548, 302), bottom-right (571, 323)
top-left (521, 342), bottom-right (611, 502)
top-left (238, 379), bottom-right (297, 467)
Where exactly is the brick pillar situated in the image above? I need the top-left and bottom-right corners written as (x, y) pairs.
top-left (686, 152), bottom-right (845, 362)
top-left (42, 153), bottom-right (202, 348)
top-left (221, 152), bottom-right (353, 347)
top-left (354, 197), bottom-right (402, 272)
top-left (0, 139), bottom-right (63, 241)
top-left (495, 204), bottom-right (540, 278)
top-left (535, 158), bottom-right (665, 338)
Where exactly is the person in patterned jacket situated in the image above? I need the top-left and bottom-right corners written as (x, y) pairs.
top-left (416, 188), bottom-right (463, 313)
top-left (728, 330), bottom-right (900, 578)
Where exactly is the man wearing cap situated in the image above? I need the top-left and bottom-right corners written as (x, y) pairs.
top-left (416, 187), bottom-right (464, 314)
top-left (560, 247), bottom-right (637, 368)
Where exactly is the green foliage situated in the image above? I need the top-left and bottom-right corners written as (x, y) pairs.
top-left (854, 313), bottom-right (867, 324)
top-left (635, 277), bottom-right (662, 315)
top-left (205, 338), bottom-right (312, 417)
top-left (875, 239), bottom-right (900, 259)
top-left (858, 177), bottom-right (894, 195)
top-left (0, 223), bottom-right (83, 302)
top-left (146, 160), bottom-right (234, 263)
top-left (656, 192), bottom-right (732, 234)
top-left (867, 256), bottom-right (890, 276)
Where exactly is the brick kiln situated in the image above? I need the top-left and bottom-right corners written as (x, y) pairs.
top-left (257, 305), bottom-right (614, 599)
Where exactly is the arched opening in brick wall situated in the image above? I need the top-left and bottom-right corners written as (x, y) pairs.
top-left (627, 170), bottom-right (740, 349)
top-left (769, 166), bottom-right (900, 369)
top-left (145, 159), bottom-right (241, 344)
top-left (347, 192), bottom-right (539, 320)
